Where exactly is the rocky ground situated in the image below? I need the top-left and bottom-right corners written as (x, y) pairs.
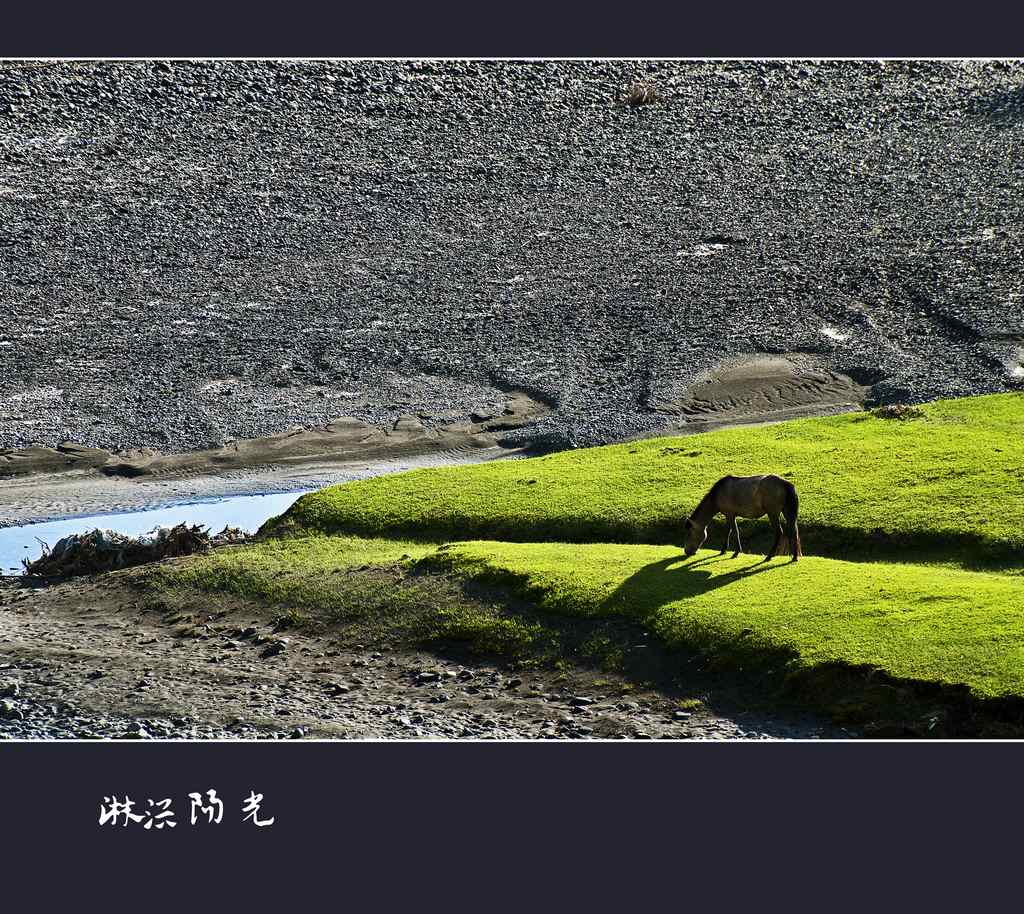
top-left (1, 60), bottom-right (1022, 455)
top-left (0, 574), bottom-right (849, 740)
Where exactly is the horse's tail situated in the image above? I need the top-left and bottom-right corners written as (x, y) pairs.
top-left (784, 481), bottom-right (802, 558)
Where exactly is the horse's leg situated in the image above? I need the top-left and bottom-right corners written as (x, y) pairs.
top-left (731, 516), bottom-right (742, 558)
top-left (791, 519), bottom-right (802, 561)
top-left (764, 513), bottom-right (782, 562)
top-left (784, 512), bottom-right (801, 562)
top-left (782, 484), bottom-right (802, 562)
top-left (721, 514), bottom-right (734, 554)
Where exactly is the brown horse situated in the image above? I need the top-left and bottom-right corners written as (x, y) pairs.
top-left (683, 474), bottom-right (802, 562)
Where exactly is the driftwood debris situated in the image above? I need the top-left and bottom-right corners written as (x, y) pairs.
top-left (23, 523), bottom-right (247, 577)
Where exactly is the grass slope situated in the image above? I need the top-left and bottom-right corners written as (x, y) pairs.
top-left (151, 535), bottom-right (550, 658)
top-left (265, 393), bottom-right (1024, 567)
top-left (157, 534), bottom-right (432, 615)
top-left (425, 541), bottom-right (1024, 702)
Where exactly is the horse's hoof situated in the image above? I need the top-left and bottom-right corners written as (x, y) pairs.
top-left (732, 552), bottom-right (740, 559)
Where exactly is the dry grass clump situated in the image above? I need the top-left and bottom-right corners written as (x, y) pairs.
top-left (621, 82), bottom-right (661, 106)
top-left (871, 404), bottom-right (927, 421)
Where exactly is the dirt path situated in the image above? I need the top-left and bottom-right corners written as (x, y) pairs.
top-left (0, 576), bottom-right (850, 740)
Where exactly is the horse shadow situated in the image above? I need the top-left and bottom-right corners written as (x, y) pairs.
top-left (602, 551), bottom-right (787, 618)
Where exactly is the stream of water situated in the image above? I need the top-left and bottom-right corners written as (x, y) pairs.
top-left (0, 490), bottom-right (309, 573)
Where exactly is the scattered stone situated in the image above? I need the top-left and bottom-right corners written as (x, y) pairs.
top-left (261, 639), bottom-right (288, 658)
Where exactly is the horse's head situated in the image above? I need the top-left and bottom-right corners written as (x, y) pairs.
top-left (683, 517), bottom-right (707, 556)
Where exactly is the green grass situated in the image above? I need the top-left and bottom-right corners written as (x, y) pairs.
top-left (263, 393), bottom-right (1024, 568)
top-left (424, 540), bottom-right (1024, 702)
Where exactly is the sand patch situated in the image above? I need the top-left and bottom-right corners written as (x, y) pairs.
top-left (651, 355), bottom-right (869, 431)
top-left (0, 392), bottom-right (550, 528)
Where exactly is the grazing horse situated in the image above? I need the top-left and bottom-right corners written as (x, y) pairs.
top-left (683, 474), bottom-right (802, 562)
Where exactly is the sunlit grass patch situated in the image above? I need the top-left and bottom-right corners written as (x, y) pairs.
top-left (264, 393), bottom-right (1024, 568)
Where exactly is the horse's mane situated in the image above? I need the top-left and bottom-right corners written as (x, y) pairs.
top-left (691, 476), bottom-right (730, 519)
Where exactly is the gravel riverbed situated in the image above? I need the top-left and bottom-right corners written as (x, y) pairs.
top-left (1, 59), bottom-right (1022, 455)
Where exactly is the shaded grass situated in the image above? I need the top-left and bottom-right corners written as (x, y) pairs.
top-left (152, 535), bottom-right (442, 646)
top-left (149, 535), bottom-right (756, 690)
top-left (264, 393), bottom-right (1024, 570)
top-left (149, 535), bottom-right (557, 661)
top-left (155, 534), bottom-right (432, 616)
